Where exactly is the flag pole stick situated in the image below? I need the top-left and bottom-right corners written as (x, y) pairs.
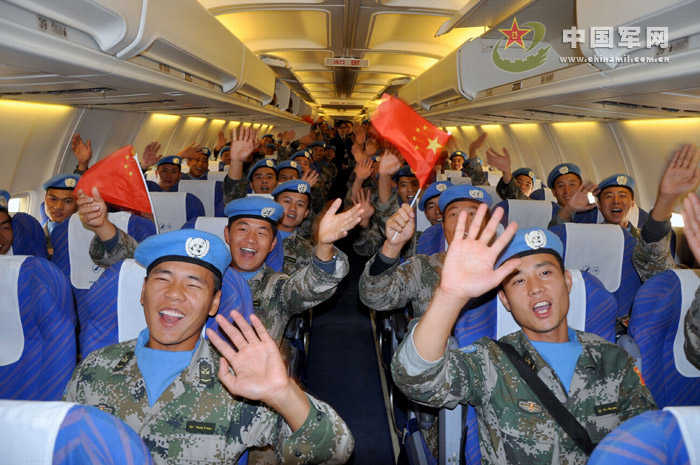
top-left (134, 153), bottom-right (159, 234)
top-left (391, 187), bottom-right (422, 241)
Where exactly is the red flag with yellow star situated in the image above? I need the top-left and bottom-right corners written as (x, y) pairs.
top-left (370, 94), bottom-right (450, 187)
top-left (75, 145), bottom-right (153, 214)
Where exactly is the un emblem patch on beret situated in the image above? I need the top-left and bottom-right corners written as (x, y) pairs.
top-left (174, 157), bottom-right (181, 164)
top-left (266, 160), bottom-right (274, 167)
top-left (525, 230), bottom-right (547, 249)
top-left (528, 171), bottom-right (535, 178)
top-left (186, 237), bottom-right (210, 258)
top-left (65, 178), bottom-right (77, 188)
top-left (616, 175), bottom-right (628, 186)
top-left (436, 183), bottom-right (447, 192)
top-left (291, 161), bottom-right (297, 168)
top-left (469, 189), bottom-right (484, 199)
top-left (261, 206), bottom-right (276, 218)
top-left (0, 197), bottom-right (7, 208)
top-left (297, 184), bottom-right (308, 193)
top-left (559, 166), bottom-right (569, 175)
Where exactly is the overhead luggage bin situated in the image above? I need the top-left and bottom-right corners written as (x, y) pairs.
top-left (290, 93), bottom-right (301, 115)
top-left (274, 80), bottom-right (292, 111)
top-left (577, 0), bottom-right (700, 70)
top-left (402, 0), bottom-right (583, 110)
top-left (397, 77), bottom-right (421, 110)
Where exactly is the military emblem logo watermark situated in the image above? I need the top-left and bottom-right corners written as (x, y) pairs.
top-left (492, 18), bottom-right (550, 73)
top-left (525, 230), bottom-right (547, 249)
top-left (186, 237), bottom-right (209, 258)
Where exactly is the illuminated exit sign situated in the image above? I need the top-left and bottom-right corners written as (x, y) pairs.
top-left (324, 57), bottom-right (369, 68)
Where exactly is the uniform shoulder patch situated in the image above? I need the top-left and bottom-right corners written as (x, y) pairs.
top-left (460, 344), bottom-right (477, 354)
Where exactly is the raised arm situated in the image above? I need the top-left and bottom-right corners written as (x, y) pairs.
top-left (71, 134), bottom-right (93, 174)
top-left (413, 205), bottom-right (519, 361)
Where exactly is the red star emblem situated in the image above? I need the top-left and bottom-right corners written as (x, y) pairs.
top-left (499, 18), bottom-right (531, 49)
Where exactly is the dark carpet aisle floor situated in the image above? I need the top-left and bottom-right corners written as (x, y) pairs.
top-left (305, 245), bottom-right (397, 464)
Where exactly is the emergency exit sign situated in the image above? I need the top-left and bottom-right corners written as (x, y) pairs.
top-left (324, 57), bottom-right (369, 68)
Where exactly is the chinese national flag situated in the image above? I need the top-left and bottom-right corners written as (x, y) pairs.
top-left (371, 94), bottom-right (451, 187)
top-left (75, 145), bottom-right (153, 214)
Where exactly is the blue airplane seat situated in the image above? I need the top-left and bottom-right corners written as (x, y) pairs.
top-left (150, 191), bottom-right (205, 233)
top-left (51, 212), bottom-right (156, 331)
top-left (453, 270), bottom-right (618, 464)
top-left (549, 223), bottom-right (641, 317)
top-left (11, 212), bottom-right (48, 258)
top-left (495, 199), bottom-right (557, 229)
top-left (0, 400), bottom-right (153, 465)
top-left (80, 259), bottom-right (254, 357)
top-left (0, 256), bottom-right (76, 400)
top-left (588, 409), bottom-right (694, 465)
top-left (178, 180), bottom-right (225, 217)
top-left (415, 222), bottom-right (445, 256)
top-left (628, 269), bottom-right (700, 408)
top-left (181, 216), bottom-right (284, 272)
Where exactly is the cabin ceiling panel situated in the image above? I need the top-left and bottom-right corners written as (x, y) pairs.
top-left (295, 71), bottom-right (335, 83)
top-left (271, 51), bottom-right (335, 71)
top-left (359, 53), bottom-right (438, 76)
top-left (217, 10), bottom-right (331, 52)
top-left (354, 72), bottom-right (400, 85)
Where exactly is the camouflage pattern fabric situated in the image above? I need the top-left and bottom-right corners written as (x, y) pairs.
top-left (282, 231), bottom-right (314, 275)
top-left (359, 252), bottom-right (444, 318)
top-left (463, 158), bottom-right (488, 186)
top-left (89, 227), bottom-right (138, 268)
top-left (393, 328), bottom-right (657, 465)
top-left (248, 248), bottom-right (348, 344)
top-left (632, 232), bottom-right (675, 283)
top-left (497, 177), bottom-right (529, 200)
top-left (685, 285), bottom-right (700, 370)
top-left (296, 209), bottom-right (316, 240)
top-left (222, 176), bottom-right (248, 206)
top-left (321, 162), bottom-right (338, 188)
top-left (64, 339), bottom-right (354, 464)
top-left (352, 221), bottom-right (384, 257)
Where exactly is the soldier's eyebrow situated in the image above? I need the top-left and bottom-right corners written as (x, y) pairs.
top-left (0, 219), bottom-right (11, 227)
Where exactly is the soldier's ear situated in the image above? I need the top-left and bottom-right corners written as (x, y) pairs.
top-left (208, 290), bottom-right (221, 317)
top-left (223, 225), bottom-right (231, 245)
top-left (498, 289), bottom-right (512, 312)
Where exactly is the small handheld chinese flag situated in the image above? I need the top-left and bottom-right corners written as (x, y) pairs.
top-left (75, 145), bottom-right (153, 214)
top-left (371, 94), bottom-right (450, 187)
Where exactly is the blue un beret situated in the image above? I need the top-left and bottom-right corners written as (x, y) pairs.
top-left (272, 179), bottom-right (311, 198)
top-left (0, 190), bottom-right (9, 211)
top-left (201, 147), bottom-right (212, 157)
top-left (224, 197), bottom-right (283, 224)
top-left (42, 174), bottom-right (80, 191)
top-left (597, 174), bottom-right (635, 197)
top-left (393, 165), bottom-right (416, 182)
top-left (326, 144), bottom-right (336, 151)
top-left (547, 163), bottom-right (581, 188)
top-left (265, 143), bottom-right (276, 149)
top-left (276, 160), bottom-right (302, 177)
top-left (308, 141), bottom-right (326, 149)
top-left (156, 155), bottom-right (182, 167)
top-left (261, 134), bottom-right (275, 140)
top-left (247, 159), bottom-right (277, 182)
top-left (291, 150), bottom-right (311, 161)
top-left (450, 151), bottom-right (466, 161)
top-left (513, 167), bottom-right (536, 183)
top-left (438, 185), bottom-right (493, 212)
top-left (419, 181), bottom-right (452, 211)
top-left (496, 227), bottom-right (564, 268)
top-left (134, 229), bottom-right (230, 281)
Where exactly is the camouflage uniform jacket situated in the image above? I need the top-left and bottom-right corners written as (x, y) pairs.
top-left (359, 252), bottom-right (444, 318)
top-left (684, 285), bottom-right (700, 370)
top-left (64, 338), bottom-right (354, 464)
top-left (222, 176), bottom-right (248, 206)
top-left (282, 231), bottom-right (314, 275)
top-left (497, 177), bottom-right (529, 200)
top-left (248, 248), bottom-right (349, 343)
top-left (462, 158), bottom-right (489, 186)
top-left (632, 232), bottom-right (675, 283)
top-left (89, 227), bottom-right (138, 268)
top-left (392, 328), bottom-right (657, 465)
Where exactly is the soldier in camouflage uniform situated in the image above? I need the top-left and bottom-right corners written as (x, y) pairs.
top-left (224, 196), bottom-right (363, 344)
top-left (481, 146), bottom-right (539, 200)
top-left (359, 185), bottom-right (493, 318)
top-left (460, 132), bottom-right (490, 186)
top-left (680, 192), bottom-right (700, 369)
top-left (271, 179), bottom-right (316, 275)
top-left (392, 210), bottom-right (656, 464)
top-left (64, 229), bottom-right (354, 464)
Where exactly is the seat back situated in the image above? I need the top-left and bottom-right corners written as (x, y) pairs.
top-left (0, 256), bottom-right (76, 400)
top-left (550, 223), bottom-right (640, 317)
top-left (628, 269), bottom-right (700, 407)
top-left (178, 180), bottom-right (225, 217)
top-left (495, 199), bottom-right (555, 229)
top-left (151, 192), bottom-right (188, 233)
top-left (81, 259), bottom-right (254, 357)
top-left (10, 212), bottom-right (48, 258)
top-left (51, 212), bottom-right (156, 330)
top-left (0, 400), bottom-right (153, 465)
top-left (416, 223), bottom-right (445, 256)
top-left (453, 270), bottom-right (617, 464)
